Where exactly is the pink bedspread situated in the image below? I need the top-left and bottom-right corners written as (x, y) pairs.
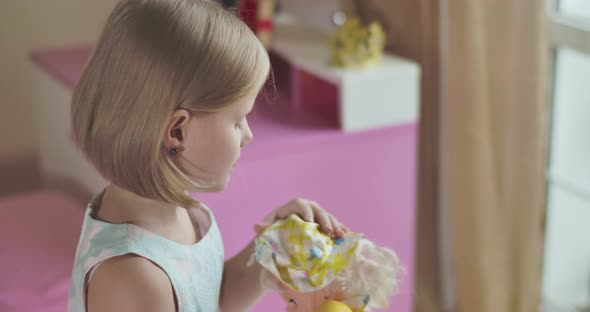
top-left (0, 192), bottom-right (84, 312)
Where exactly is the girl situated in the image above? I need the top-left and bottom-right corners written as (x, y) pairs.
top-left (67, 0), bottom-right (347, 311)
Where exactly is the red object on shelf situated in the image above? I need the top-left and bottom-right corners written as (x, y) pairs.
top-left (297, 69), bottom-right (340, 128)
top-left (239, 0), bottom-right (258, 32)
top-left (269, 52), bottom-right (340, 128)
top-left (238, 0), bottom-right (273, 33)
top-left (257, 19), bottom-right (273, 31)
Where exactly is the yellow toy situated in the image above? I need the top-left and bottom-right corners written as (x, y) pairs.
top-left (329, 17), bottom-right (387, 68)
top-left (251, 214), bottom-right (402, 311)
top-left (316, 300), bottom-right (353, 312)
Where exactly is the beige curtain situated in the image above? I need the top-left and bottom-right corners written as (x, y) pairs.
top-left (442, 0), bottom-right (549, 311)
top-left (351, 0), bottom-right (444, 309)
top-left (352, 1), bottom-right (444, 311)
top-left (357, 0), bottom-right (548, 311)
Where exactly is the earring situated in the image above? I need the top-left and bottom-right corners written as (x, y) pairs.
top-left (170, 147), bottom-right (180, 155)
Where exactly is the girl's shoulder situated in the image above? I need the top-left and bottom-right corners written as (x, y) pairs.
top-left (86, 254), bottom-right (176, 312)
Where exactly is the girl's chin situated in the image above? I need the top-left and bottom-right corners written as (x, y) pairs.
top-left (189, 175), bottom-right (230, 193)
top-left (209, 173), bottom-right (232, 192)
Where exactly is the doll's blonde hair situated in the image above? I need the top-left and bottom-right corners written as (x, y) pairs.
top-left (259, 238), bottom-right (403, 311)
top-left (71, 0), bottom-right (270, 208)
top-left (332, 239), bottom-right (402, 310)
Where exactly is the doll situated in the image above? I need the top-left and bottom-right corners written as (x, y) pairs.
top-left (252, 214), bottom-right (402, 311)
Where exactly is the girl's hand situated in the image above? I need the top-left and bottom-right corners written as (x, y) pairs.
top-left (254, 198), bottom-right (349, 238)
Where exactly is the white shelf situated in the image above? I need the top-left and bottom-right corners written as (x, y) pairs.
top-left (271, 22), bottom-right (420, 86)
top-left (270, 20), bottom-right (420, 132)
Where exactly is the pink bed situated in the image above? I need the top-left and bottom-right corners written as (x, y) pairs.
top-left (0, 191), bottom-right (84, 312)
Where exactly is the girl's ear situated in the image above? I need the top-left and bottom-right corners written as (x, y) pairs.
top-left (162, 109), bottom-right (191, 149)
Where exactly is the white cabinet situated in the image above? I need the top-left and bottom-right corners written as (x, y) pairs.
top-left (270, 21), bottom-right (420, 132)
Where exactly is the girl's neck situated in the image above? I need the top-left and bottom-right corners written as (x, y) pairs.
top-left (95, 184), bottom-right (202, 246)
top-left (96, 184), bottom-right (187, 228)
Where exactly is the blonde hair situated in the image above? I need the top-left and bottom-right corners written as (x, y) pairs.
top-left (258, 239), bottom-right (403, 311)
top-left (71, 0), bottom-right (270, 208)
top-left (332, 239), bottom-right (402, 310)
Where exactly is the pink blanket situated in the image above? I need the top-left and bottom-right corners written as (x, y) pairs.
top-left (0, 191), bottom-right (84, 312)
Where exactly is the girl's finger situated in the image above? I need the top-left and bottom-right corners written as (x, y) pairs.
top-left (263, 212), bottom-right (277, 225)
top-left (290, 198), bottom-right (314, 222)
top-left (328, 214), bottom-right (346, 237)
top-left (308, 201), bottom-right (333, 235)
top-left (342, 225), bottom-right (350, 233)
top-left (254, 223), bottom-right (269, 235)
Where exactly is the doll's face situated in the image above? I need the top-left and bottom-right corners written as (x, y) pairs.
top-left (278, 283), bottom-right (349, 312)
top-left (280, 287), bottom-right (330, 312)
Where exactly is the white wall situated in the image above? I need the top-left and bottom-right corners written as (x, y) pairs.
top-left (278, 0), bottom-right (340, 34)
top-left (0, 0), bottom-right (118, 194)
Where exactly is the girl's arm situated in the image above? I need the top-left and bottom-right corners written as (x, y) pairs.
top-left (219, 240), bottom-right (264, 312)
top-left (87, 255), bottom-right (176, 312)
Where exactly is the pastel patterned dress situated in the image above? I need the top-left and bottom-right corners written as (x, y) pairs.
top-left (67, 189), bottom-right (224, 312)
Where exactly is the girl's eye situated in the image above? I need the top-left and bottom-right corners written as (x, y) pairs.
top-left (288, 299), bottom-right (297, 305)
top-left (235, 117), bottom-right (246, 129)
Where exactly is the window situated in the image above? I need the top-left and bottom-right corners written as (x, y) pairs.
top-left (542, 0), bottom-right (590, 309)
